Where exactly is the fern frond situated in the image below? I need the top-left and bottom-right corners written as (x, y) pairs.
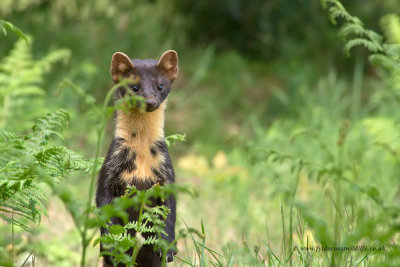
top-left (0, 183), bottom-right (47, 230)
top-left (0, 213), bottom-right (31, 231)
top-left (96, 184), bottom-right (178, 265)
top-left (0, 130), bottom-right (16, 142)
top-left (339, 23), bottom-right (366, 38)
top-left (37, 49), bottom-right (71, 72)
top-left (86, 157), bottom-right (105, 175)
top-left (344, 38), bottom-right (383, 54)
top-left (0, 110), bottom-right (90, 230)
top-left (0, 37), bottom-right (33, 75)
top-left (323, 0), bottom-right (360, 25)
top-left (339, 23), bottom-right (383, 44)
top-left (0, 38), bottom-right (70, 129)
top-left (144, 235), bottom-right (159, 245)
top-left (328, 8), bottom-right (353, 25)
top-left (0, 20), bottom-right (28, 44)
top-left (369, 54), bottom-right (400, 72)
top-left (165, 133), bottom-right (186, 147)
top-left (30, 109), bottom-right (70, 145)
top-left (322, 0), bottom-right (400, 80)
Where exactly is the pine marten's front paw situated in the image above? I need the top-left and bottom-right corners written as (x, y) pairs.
top-left (158, 248), bottom-right (177, 262)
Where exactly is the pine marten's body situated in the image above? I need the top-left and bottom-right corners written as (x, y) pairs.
top-left (96, 51), bottom-right (179, 267)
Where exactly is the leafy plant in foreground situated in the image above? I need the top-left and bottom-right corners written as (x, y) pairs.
top-left (0, 37), bottom-right (70, 130)
top-left (0, 109), bottom-right (90, 230)
top-left (88, 171), bottom-right (198, 267)
top-left (93, 185), bottom-right (172, 266)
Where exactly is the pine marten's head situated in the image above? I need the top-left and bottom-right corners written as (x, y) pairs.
top-left (110, 50), bottom-right (178, 112)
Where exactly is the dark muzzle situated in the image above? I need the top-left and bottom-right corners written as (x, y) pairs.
top-left (146, 99), bottom-right (158, 112)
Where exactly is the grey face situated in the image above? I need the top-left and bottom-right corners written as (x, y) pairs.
top-left (122, 59), bottom-right (172, 112)
top-left (110, 51), bottom-right (179, 112)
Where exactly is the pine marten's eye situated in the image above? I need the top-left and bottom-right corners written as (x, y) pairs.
top-left (157, 84), bottom-right (164, 91)
top-left (131, 84), bottom-right (140, 92)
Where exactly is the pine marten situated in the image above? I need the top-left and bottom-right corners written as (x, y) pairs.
top-left (96, 50), bottom-right (178, 267)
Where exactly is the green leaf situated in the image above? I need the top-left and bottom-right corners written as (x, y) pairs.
top-left (10, 86), bottom-right (45, 96)
top-left (165, 133), bottom-right (186, 147)
top-left (108, 224), bottom-right (125, 235)
top-left (0, 20), bottom-right (29, 44)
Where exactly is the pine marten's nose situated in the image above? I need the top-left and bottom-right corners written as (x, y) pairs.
top-left (146, 99), bottom-right (157, 107)
top-left (146, 99), bottom-right (158, 112)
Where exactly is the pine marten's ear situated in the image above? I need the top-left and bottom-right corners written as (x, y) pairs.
top-left (157, 50), bottom-right (178, 81)
top-left (110, 52), bottom-right (135, 83)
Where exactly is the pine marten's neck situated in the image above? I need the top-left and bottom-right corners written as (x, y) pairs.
top-left (114, 101), bottom-right (167, 182)
top-left (115, 101), bottom-right (166, 142)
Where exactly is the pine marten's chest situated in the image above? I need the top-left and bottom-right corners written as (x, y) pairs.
top-left (112, 135), bottom-right (165, 183)
top-left (109, 103), bottom-right (170, 187)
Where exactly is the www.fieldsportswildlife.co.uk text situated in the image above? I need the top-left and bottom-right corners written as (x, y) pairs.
top-left (294, 245), bottom-right (386, 252)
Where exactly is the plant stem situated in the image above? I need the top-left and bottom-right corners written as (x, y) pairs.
top-left (11, 210), bottom-right (15, 264)
top-left (79, 82), bottom-right (124, 267)
top-left (281, 205), bottom-right (287, 259)
top-left (289, 162), bottom-right (302, 267)
top-left (136, 201), bottom-right (145, 232)
top-left (333, 137), bottom-right (345, 266)
top-left (80, 126), bottom-right (105, 267)
top-left (351, 53), bottom-right (364, 121)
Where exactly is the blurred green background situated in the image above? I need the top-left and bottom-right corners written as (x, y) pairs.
top-left (1, 0), bottom-right (400, 266)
